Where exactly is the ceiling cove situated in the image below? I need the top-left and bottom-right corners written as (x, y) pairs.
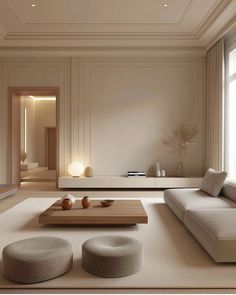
top-left (0, 0), bottom-right (234, 49)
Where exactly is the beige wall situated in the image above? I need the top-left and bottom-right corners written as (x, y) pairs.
top-left (0, 55), bottom-right (206, 183)
top-left (87, 63), bottom-right (204, 176)
top-left (75, 58), bottom-right (205, 177)
top-left (35, 100), bottom-right (56, 166)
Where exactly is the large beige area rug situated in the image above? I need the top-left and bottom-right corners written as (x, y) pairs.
top-left (1, 197), bottom-right (236, 289)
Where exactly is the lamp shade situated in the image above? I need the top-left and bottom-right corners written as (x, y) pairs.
top-left (68, 162), bottom-right (84, 177)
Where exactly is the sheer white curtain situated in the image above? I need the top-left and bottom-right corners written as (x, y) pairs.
top-left (225, 33), bottom-right (236, 180)
top-left (206, 38), bottom-right (224, 171)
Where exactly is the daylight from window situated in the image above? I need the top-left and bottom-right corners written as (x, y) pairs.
top-left (226, 48), bottom-right (236, 179)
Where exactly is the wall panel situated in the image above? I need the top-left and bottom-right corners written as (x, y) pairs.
top-left (77, 58), bottom-right (206, 177)
top-left (0, 55), bottom-right (206, 183)
top-left (0, 58), bottom-right (70, 183)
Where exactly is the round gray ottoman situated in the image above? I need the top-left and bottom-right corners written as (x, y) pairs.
top-left (2, 236), bottom-right (73, 284)
top-left (82, 235), bottom-right (143, 278)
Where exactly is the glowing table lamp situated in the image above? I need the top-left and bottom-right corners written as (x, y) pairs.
top-left (68, 162), bottom-right (84, 177)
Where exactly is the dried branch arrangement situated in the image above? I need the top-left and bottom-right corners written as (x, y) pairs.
top-left (162, 124), bottom-right (198, 176)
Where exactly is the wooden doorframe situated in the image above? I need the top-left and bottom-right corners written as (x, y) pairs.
top-left (45, 126), bottom-right (56, 168)
top-left (9, 92), bottom-right (21, 186)
top-left (8, 87), bottom-right (60, 186)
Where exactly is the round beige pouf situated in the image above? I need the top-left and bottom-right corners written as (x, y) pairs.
top-left (2, 236), bottom-right (73, 284)
top-left (82, 235), bottom-right (143, 278)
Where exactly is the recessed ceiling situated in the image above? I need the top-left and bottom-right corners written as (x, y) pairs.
top-left (0, 0), bottom-right (235, 48)
top-left (6, 0), bottom-right (192, 24)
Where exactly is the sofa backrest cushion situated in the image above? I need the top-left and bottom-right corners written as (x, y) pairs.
top-left (221, 181), bottom-right (236, 202)
top-left (199, 168), bottom-right (227, 197)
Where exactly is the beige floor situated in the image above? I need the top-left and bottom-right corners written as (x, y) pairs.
top-left (21, 167), bottom-right (48, 178)
top-left (21, 169), bottom-right (56, 182)
top-left (0, 182), bottom-right (57, 214)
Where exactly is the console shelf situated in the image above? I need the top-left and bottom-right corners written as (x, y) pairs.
top-left (58, 176), bottom-right (202, 189)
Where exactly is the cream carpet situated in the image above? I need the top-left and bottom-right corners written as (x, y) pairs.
top-left (1, 197), bottom-right (236, 289)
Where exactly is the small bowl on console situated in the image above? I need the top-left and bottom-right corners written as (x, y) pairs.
top-left (101, 200), bottom-right (114, 207)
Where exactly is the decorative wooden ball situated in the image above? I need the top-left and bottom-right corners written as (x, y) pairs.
top-left (61, 193), bottom-right (76, 205)
top-left (84, 166), bottom-right (94, 177)
top-left (62, 199), bottom-right (73, 210)
top-left (82, 196), bottom-right (90, 209)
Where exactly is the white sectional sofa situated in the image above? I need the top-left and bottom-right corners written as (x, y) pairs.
top-left (164, 181), bottom-right (236, 262)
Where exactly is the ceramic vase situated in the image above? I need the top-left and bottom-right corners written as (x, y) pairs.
top-left (84, 166), bottom-right (94, 177)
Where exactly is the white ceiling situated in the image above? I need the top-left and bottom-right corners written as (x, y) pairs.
top-left (0, 0), bottom-right (235, 49)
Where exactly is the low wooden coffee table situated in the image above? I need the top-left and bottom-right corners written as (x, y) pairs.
top-left (39, 199), bottom-right (148, 225)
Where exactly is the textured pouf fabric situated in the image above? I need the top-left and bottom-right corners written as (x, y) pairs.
top-left (2, 236), bottom-right (73, 284)
top-left (82, 235), bottom-right (143, 278)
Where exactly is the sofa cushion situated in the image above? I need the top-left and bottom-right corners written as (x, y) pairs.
top-left (184, 209), bottom-right (236, 262)
top-left (164, 188), bottom-right (236, 222)
top-left (199, 169), bottom-right (227, 197)
top-left (221, 181), bottom-right (236, 202)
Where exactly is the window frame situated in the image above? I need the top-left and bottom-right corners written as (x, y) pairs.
top-left (224, 34), bottom-right (236, 178)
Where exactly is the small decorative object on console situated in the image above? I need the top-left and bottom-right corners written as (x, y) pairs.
top-left (82, 196), bottom-right (90, 209)
top-left (156, 162), bottom-right (161, 177)
top-left (161, 170), bottom-right (166, 177)
top-left (128, 171), bottom-right (146, 177)
top-left (101, 200), bottom-right (114, 207)
top-left (157, 170), bottom-right (161, 177)
top-left (84, 166), bottom-right (94, 177)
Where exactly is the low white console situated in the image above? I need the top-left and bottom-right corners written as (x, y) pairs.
top-left (58, 176), bottom-right (202, 189)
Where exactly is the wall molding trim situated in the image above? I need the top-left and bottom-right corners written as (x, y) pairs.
top-left (75, 57), bottom-right (205, 176)
top-left (194, 0), bottom-right (232, 37)
top-left (0, 58), bottom-right (71, 183)
top-left (206, 15), bottom-right (236, 51)
top-left (0, 46), bottom-right (207, 58)
top-left (0, 38), bottom-right (207, 49)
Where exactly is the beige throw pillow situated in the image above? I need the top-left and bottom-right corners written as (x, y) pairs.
top-left (199, 168), bottom-right (227, 197)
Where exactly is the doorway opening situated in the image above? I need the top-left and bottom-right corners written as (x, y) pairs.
top-left (9, 88), bottom-right (59, 187)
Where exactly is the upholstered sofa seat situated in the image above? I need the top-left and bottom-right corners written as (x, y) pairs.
top-left (164, 181), bottom-right (236, 262)
top-left (185, 209), bottom-right (236, 262)
top-left (164, 188), bottom-right (236, 222)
